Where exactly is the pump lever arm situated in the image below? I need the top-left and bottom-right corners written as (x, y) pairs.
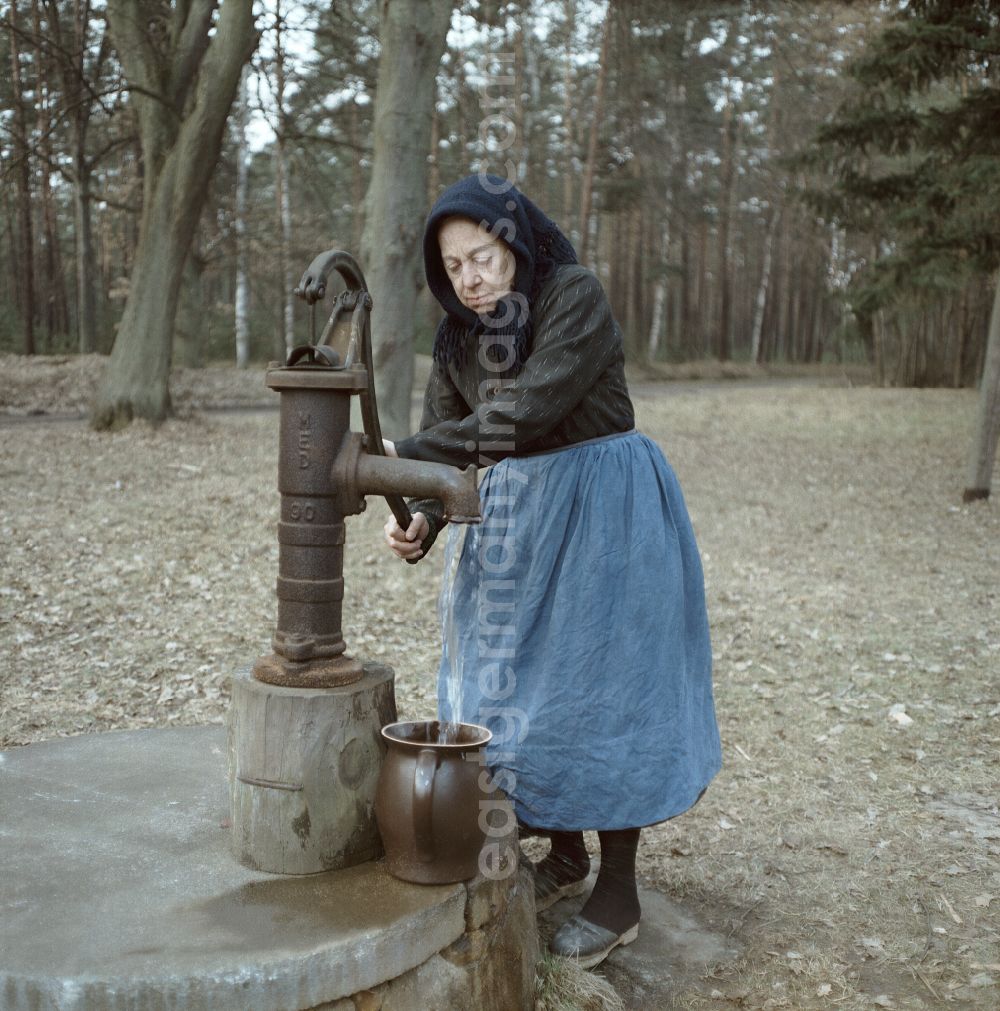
top-left (294, 249), bottom-right (368, 305)
top-left (295, 249), bottom-right (431, 563)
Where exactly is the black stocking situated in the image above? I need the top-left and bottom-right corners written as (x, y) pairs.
top-left (534, 830), bottom-right (591, 889)
top-left (578, 828), bottom-right (641, 935)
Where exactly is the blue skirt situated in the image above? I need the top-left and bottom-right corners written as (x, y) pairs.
top-left (437, 431), bottom-right (721, 830)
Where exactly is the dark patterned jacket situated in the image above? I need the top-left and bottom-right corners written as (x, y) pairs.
top-left (395, 264), bottom-right (635, 549)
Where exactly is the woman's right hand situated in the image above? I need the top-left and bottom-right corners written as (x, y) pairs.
top-left (384, 511), bottom-right (429, 561)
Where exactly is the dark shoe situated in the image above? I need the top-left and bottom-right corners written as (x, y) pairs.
top-left (549, 913), bottom-right (639, 969)
top-left (534, 869), bottom-right (589, 912)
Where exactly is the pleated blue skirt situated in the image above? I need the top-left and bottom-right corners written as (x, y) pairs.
top-left (437, 430), bottom-right (721, 830)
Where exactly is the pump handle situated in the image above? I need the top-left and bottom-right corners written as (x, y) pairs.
top-left (294, 250), bottom-right (427, 564)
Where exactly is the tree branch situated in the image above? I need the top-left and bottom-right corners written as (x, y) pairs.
top-left (24, 3), bottom-right (117, 120)
top-left (168, 0), bottom-right (215, 111)
top-left (170, 0), bottom-right (259, 217)
top-left (105, 0), bottom-right (169, 110)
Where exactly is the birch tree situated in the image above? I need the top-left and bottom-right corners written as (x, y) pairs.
top-left (91, 0), bottom-right (258, 429)
top-left (272, 0), bottom-right (294, 358)
top-left (234, 66), bottom-right (251, 369)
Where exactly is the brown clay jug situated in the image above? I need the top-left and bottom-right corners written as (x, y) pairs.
top-left (375, 720), bottom-right (492, 884)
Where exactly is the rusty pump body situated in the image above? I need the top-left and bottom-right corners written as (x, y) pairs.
top-left (229, 251), bottom-right (480, 876)
top-left (252, 250), bottom-right (480, 690)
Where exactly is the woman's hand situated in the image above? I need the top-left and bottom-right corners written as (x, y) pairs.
top-left (384, 511), bottom-right (429, 561)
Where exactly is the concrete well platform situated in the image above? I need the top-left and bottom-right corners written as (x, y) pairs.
top-left (0, 726), bottom-right (536, 1010)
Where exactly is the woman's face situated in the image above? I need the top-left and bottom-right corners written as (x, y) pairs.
top-left (438, 217), bottom-right (515, 314)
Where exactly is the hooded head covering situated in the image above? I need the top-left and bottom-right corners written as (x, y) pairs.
top-left (424, 173), bottom-right (578, 370)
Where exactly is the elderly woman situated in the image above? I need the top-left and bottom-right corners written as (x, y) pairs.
top-left (382, 174), bottom-right (721, 968)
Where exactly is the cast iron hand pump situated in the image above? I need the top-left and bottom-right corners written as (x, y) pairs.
top-left (252, 250), bottom-right (480, 690)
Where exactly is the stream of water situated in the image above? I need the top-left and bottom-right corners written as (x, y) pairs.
top-left (437, 524), bottom-right (469, 744)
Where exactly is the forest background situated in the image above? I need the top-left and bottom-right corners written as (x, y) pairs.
top-left (2, 0), bottom-right (999, 475)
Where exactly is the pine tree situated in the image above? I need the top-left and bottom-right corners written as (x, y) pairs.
top-left (805, 1), bottom-right (1000, 364)
top-left (805, 0), bottom-right (1000, 494)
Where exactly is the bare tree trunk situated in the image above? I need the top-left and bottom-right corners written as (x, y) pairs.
top-left (807, 265), bottom-right (823, 362)
top-left (8, 1), bottom-right (36, 355)
top-left (596, 209), bottom-right (610, 290)
top-left (873, 311), bottom-right (886, 386)
top-left (791, 256), bottom-right (806, 361)
top-left (174, 248), bottom-right (205, 368)
top-left (696, 214), bottom-right (709, 357)
top-left (234, 66), bottom-right (251, 369)
top-left (45, 0), bottom-right (109, 354)
top-left (350, 97), bottom-right (365, 250)
top-left (578, 5), bottom-right (611, 265)
top-left (751, 206), bottom-right (780, 363)
top-left (624, 185), bottom-right (643, 362)
top-left (93, 0), bottom-right (257, 429)
top-left (454, 51), bottom-right (468, 165)
top-left (784, 264), bottom-right (798, 362)
top-left (274, 0), bottom-right (295, 357)
top-left (360, 0), bottom-right (452, 440)
top-left (31, 0), bottom-right (70, 347)
top-left (774, 217), bottom-right (792, 361)
top-left (648, 224), bottom-right (669, 358)
top-left (963, 274), bottom-right (1000, 501)
top-left (561, 0), bottom-right (577, 238)
top-left (277, 157), bottom-right (294, 355)
top-left (608, 210), bottom-right (623, 323)
top-left (512, 8), bottom-right (528, 192)
top-left (72, 0), bottom-right (101, 354)
top-left (716, 92), bottom-right (736, 362)
top-left (428, 101), bottom-right (440, 208)
top-left (678, 223), bottom-right (690, 358)
top-left (73, 158), bottom-right (98, 353)
top-left (953, 284), bottom-right (969, 388)
top-left (522, 6), bottom-right (541, 196)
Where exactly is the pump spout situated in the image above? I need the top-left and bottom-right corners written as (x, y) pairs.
top-left (354, 451), bottom-right (481, 524)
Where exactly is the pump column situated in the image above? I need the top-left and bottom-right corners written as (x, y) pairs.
top-left (253, 365), bottom-right (368, 689)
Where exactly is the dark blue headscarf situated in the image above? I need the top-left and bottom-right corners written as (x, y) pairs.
top-left (424, 174), bottom-right (578, 370)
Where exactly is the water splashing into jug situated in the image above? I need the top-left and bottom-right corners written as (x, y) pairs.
top-left (438, 524), bottom-right (469, 744)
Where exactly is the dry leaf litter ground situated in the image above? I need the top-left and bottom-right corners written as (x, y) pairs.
top-left (1, 355), bottom-right (998, 1010)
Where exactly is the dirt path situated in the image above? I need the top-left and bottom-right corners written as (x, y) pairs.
top-left (1, 360), bottom-right (998, 1009)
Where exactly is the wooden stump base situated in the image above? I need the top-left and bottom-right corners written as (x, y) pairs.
top-left (228, 663), bottom-right (397, 874)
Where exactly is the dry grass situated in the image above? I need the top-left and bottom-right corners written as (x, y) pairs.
top-left (0, 353), bottom-right (274, 416)
top-left (535, 953), bottom-right (626, 1011)
top-left (1, 356), bottom-right (998, 1009)
top-left (626, 357), bottom-right (874, 386)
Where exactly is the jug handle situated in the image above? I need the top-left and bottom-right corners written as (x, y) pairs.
top-left (413, 748), bottom-right (437, 863)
